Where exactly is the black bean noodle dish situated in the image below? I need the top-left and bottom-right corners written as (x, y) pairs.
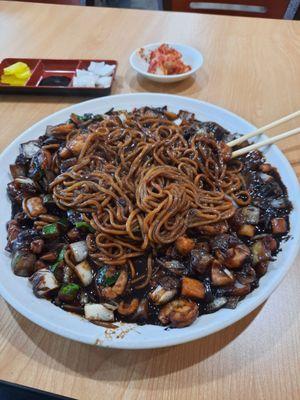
top-left (6, 107), bottom-right (292, 329)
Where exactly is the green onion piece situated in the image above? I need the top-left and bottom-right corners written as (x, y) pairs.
top-left (74, 221), bottom-right (95, 232)
top-left (74, 113), bottom-right (83, 121)
top-left (50, 261), bottom-right (59, 273)
top-left (105, 272), bottom-right (120, 287)
top-left (82, 113), bottom-right (93, 121)
top-left (70, 113), bottom-right (93, 123)
top-left (49, 246), bottom-right (66, 272)
top-left (42, 223), bottom-right (59, 237)
top-left (58, 246), bottom-right (67, 261)
top-left (93, 114), bottom-right (103, 121)
top-left (58, 217), bottom-right (68, 228)
top-left (11, 252), bottom-right (22, 270)
top-left (74, 114), bottom-right (85, 121)
top-left (96, 267), bottom-right (120, 287)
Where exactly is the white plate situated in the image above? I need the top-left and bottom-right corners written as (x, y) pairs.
top-left (129, 43), bottom-right (203, 83)
top-left (0, 93), bottom-right (299, 350)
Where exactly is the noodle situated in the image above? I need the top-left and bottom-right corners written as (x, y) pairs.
top-left (50, 108), bottom-right (248, 266)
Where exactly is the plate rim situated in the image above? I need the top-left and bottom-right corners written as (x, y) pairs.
top-left (0, 92), bottom-right (299, 349)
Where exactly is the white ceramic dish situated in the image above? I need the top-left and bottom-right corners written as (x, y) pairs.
top-left (129, 42), bottom-right (203, 83)
top-left (0, 93), bottom-right (299, 350)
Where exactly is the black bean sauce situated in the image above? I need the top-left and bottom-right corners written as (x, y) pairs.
top-left (6, 108), bottom-right (293, 329)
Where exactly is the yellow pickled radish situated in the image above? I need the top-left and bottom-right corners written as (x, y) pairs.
top-left (0, 75), bottom-right (27, 86)
top-left (3, 61), bottom-right (29, 76)
top-left (1, 61), bottom-right (31, 86)
top-left (15, 69), bottom-right (31, 80)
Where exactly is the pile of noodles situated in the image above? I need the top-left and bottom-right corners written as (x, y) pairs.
top-left (50, 110), bottom-right (250, 267)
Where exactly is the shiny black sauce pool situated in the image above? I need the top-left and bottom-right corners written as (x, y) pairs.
top-left (39, 76), bottom-right (71, 87)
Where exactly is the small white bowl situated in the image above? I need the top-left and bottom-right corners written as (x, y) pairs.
top-left (129, 42), bottom-right (203, 83)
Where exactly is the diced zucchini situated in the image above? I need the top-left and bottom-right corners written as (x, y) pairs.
top-left (58, 283), bottom-right (80, 302)
top-left (42, 223), bottom-right (59, 237)
top-left (74, 221), bottom-right (95, 232)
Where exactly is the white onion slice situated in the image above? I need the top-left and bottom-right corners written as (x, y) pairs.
top-left (95, 76), bottom-right (112, 88)
top-left (87, 61), bottom-right (105, 74)
top-left (72, 76), bottom-right (96, 88)
top-left (75, 69), bottom-right (95, 78)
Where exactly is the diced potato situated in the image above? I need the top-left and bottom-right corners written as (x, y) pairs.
top-left (211, 260), bottom-right (235, 286)
top-left (231, 281), bottom-right (251, 296)
top-left (223, 244), bottom-right (250, 269)
top-left (181, 277), bottom-right (205, 299)
top-left (238, 224), bottom-right (255, 237)
top-left (271, 218), bottom-right (287, 234)
top-left (251, 241), bottom-right (271, 265)
top-left (259, 163), bottom-right (272, 173)
top-left (24, 197), bottom-right (47, 218)
top-left (175, 236), bottom-right (195, 255)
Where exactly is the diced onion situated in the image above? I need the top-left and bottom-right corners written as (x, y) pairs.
top-left (224, 193), bottom-right (238, 208)
top-left (74, 261), bottom-right (93, 287)
top-left (259, 173), bottom-right (272, 182)
top-left (20, 141), bottom-right (40, 158)
top-left (103, 301), bottom-right (119, 311)
top-left (234, 281), bottom-right (245, 289)
top-left (15, 177), bottom-right (35, 186)
top-left (242, 206), bottom-right (260, 225)
top-left (271, 198), bottom-right (287, 209)
top-left (30, 269), bottom-right (59, 298)
top-left (41, 271), bottom-right (58, 289)
top-left (206, 297), bottom-right (227, 312)
top-left (149, 286), bottom-right (177, 305)
top-left (173, 118), bottom-right (182, 126)
top-left (70, 241), bottom-right (88, 263)
top-left (118, 113), bottom-right (127, 123)
top-left (223, 268), bottom-right (234, 279)
top-left (84, 303), bottom-right (114, 321)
